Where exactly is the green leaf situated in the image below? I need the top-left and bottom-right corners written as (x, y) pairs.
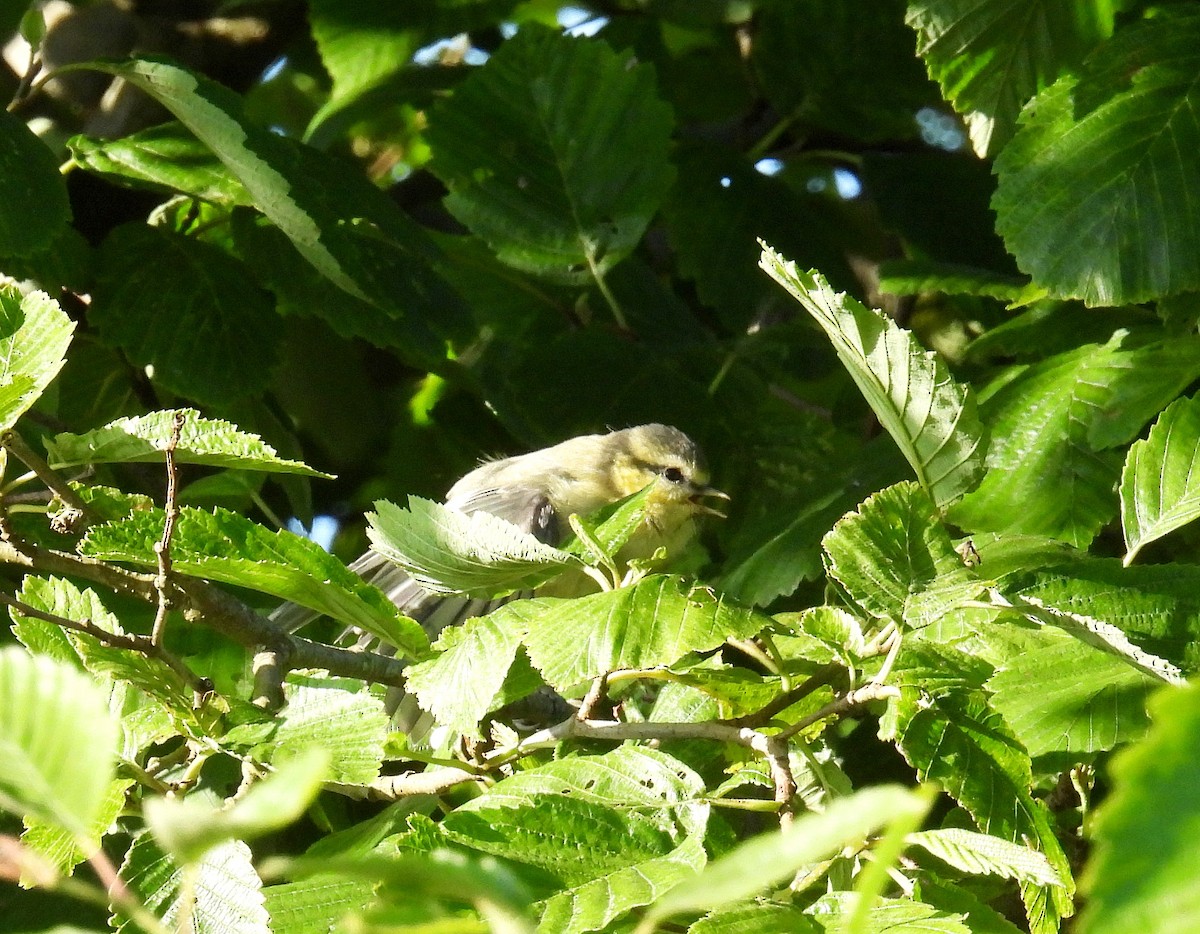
top-left (754, 0), bottom-right (937, 142)
top-left (262, 676), bottom-right (387, 785)
top-left (907, 0), bottom-right (1114, 156)
top-left (403, 612), bottom-right (526, 738)
top-left (822, 483), bottom-right (984, 630)
top-left (68, 124), bottom-right (251, 204)
top-left (1121, 394), bottom-right (1200, 563)
top-left (807, 893), bottom-right (970, 933)
top-left (878, 259), bottom-right (1033, 301)
top-left (648, 785), bottom-right (926, 924)
top-left (882, 647), bottom-right (1075, 934)
top-left (21, 778), bottom-right (131, 882)
top-left (0, 109), bottom-right (71, 256)
top-left (0, 285), bottom-right (75, 432)
top-left (427, 26), bottom-right (673, 281)
top-left (949, 337), bottom-right (1144, 547)
top-left (10, 576), bottom-right (219, 748)
top-left (908, 828), bottom-right (1063, 887)
top-left (115, 834), bottom-right (269, 934)
top-left (1020, 558), bottom-right (1200, 673)
top-left (444, 747), bottom-right (707, 933)
top-left (78, 57), bottom-right (463, 353)
top-left (664, 143), bottom-right (855, 332)
top-left (90, 223), bottom-right (280, 406)
top-left (1080, 682), bottom-right (1200, 934)
top-left (80, 507), bottom-right (429, 658)
top-left (993, 14), bottom-right (1200, 304)
top-left (503, 575), bottom-right (769, 690)
top-left (262, 876), bottom-right (377, 934)
top-left (0, 647), bottom-right (118, 838)
top-left (986, 635), bottom-right (1155, 756)
top-left (366, 496), bottom-right (577, 597)
top-left (47, 408), bottom-right (331, 477)
top-left (145, 749), bottom-right (330, 863)
top-left (689, 902), bottom-right (820, 934)
top-left (759, 247), bottom-right (985, 509)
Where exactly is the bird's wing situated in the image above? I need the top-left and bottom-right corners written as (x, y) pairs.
top-left (446, 485), bottom-right (559, 544)
top-left (271, 487), bottom-right (555, 640)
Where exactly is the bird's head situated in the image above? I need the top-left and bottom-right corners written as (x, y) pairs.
top-left (608, 424), bottom-right (729, 521)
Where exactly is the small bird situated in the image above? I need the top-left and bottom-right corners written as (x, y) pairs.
top-left (275, 424), bottom-right (727, 638)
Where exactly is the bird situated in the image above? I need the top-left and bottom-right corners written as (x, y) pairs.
top-left (272, 424), bottom-right (727, 735)
top-left (332, 423), bottom-right (727, 638)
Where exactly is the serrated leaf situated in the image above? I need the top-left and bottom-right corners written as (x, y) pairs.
top-left (0, 109), bottom-right (71, 256)
top-left (80, 506), bottom-right (428, 658)
top-left (648, 785), bottom-right (925, 923)
top-left (993, 14), bottom-right (1200, 304)
top-left (1121, 394), bottom-right (1200, 563)
top-left (115, 834), bottom-right (269, 933)
top-left (822, 483), bottom-right (984, 630)
top-left (908, 828), bottom-right (1063, 888)
top-left (262, 875), bottom-right (378, 934)
top-left (47, 408), bottom-right (331, 477)
top-left (366, 496), bottom-right (577, 597)
top-left (501, 575), bottom-right (769, 690)
top-left (404, 612), bottom-right (526, 738)
top-left (146, 749), bottom-right (329, 863)
top-left (68, 123), bottom-right (251, 204)
top-left (986, 635), bottom-right (1155, 756)
top-left (0, 647), bottom-right (119, 839)
top-left (90, 223), bottom-right (280, 405)
top-left (808, 893), bottom-right (970, 934)
top-left (0, 285), bottom-right (75, 432)
top-left (882, 646), bottom-right (1075, 934)
top-left (1080, 682), bottom-right (1200, 934)
top-left (78, 58), bottom-right (464, 356)
top-left (760, 247), bottom-right (984, 508)
top-left (907, 0), bottom-right (1114, 156)
top-left (265, 676), bottom-right (387, 785)
top-left (949, 336), bottom-right (1155, 547)
top-left (1020, 558), bottom-right (1200, 672)
top-left (445, 747), bottom-right (707, 933)
top-left (689, 902), bottom-right (820, 933)
top-left (21, 777), bottom-right (131, 882)
top-left (10, 576), bottom-right (220, 746)
top-left (427, 26), bottom-right (673, 282)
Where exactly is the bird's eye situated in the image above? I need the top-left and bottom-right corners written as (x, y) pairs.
top-left (662, 466), bottom-right (686, 483)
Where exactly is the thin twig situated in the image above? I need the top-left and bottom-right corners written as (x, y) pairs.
top-left (0, 430), bottom-right (93, 532)
top-left (0, 538), bottom-right (411, 690)
top-left (151, 410), bottom-right (185, 646)
top-left (726, 662), bottom-right (843, 728)
top-left (775, 682), bottom-right (900, 743)
top-left (576, 673), bottom-right (609, 721)
top-left (0, 591), bottom-right (206, 692)
top-left (325, 766), bottom-right (481, 800)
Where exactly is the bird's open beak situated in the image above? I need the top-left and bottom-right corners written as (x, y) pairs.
top-left (690, 485), bottom-right (730, 518)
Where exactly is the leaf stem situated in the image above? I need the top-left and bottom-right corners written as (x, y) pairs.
top-left (584, 244), bottom-right (629, 331)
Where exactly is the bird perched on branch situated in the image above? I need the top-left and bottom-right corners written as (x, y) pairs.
top-left (275, 423), bottom-right (727, 639)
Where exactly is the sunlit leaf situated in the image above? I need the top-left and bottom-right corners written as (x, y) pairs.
top-left (47, 408), bottom-right (331, 477)
top-left (1081, 682), bottom-right (1200, 934)
top-left (760, 246), bottom-right (985, 508)
top-left (0, 285), bottom-right (75, 432)
top-left (1121, 394), bottom-right (1200, 563)
top-left (0, 647), bottom-right (118, 838)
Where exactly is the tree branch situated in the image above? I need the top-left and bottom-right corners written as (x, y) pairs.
top-left (1, 430), bottom-right (94, 532)
top-left (151, 410), bottom-right (185, 646)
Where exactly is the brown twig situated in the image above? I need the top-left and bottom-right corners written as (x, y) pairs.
top-left (0, 591), bottom-right (206, 691)
top-left (726, 662), bottom-right (844, 728)
top-left (0, 538), bottom-right (411, 691)
top-left (0, 430), bottom-right (93, 532)
top-left (151, 410), bottom-right (185, 646)
top-left (774, 682), bottom-right (900, 743)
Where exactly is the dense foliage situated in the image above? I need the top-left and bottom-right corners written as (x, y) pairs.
top-left (2, 0), bottom-right (1199, 931)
